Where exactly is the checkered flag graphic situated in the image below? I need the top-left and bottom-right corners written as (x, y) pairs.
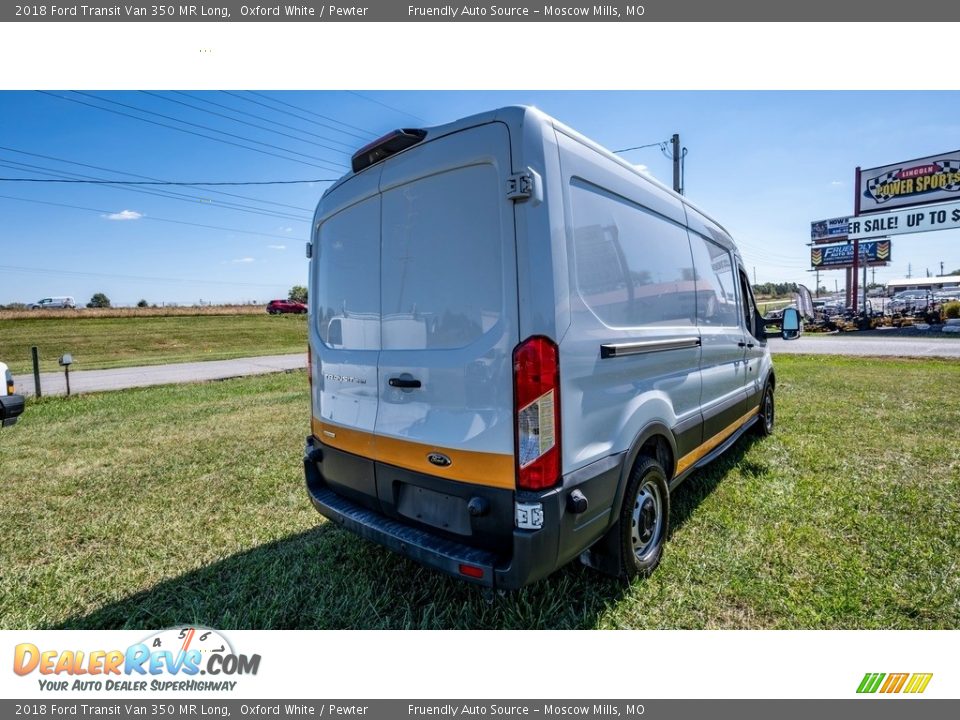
top-left (940, 160), bottom-right (960, 189)
top-left (866, 170), bottom-right (901, 203)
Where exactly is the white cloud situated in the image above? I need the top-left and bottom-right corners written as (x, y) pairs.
top-left (231, 257), bottom-right (255, 263)
top-left (103, 209), bottom-right (142, 221)
top-left (267, 244), bottom-right (286, 250)
top-left (830, 180), bottom-right (844, 187)
top-left (283, 227), bottom-right (294, 233)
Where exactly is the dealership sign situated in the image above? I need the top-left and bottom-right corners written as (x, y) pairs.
top-left (848, 200), bottom-right (960, 240)
top-left (810, 216), bottom-right (850, 243)
top-left (859, 151), bottom-right (960, 213)
top-left (811, 240), bottom-right (891, 268)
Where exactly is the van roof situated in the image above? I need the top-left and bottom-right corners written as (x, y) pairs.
top-left (321, 104), bottom-right (736, 243)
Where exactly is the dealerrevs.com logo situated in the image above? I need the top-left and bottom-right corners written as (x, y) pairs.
top-left (13, 627), bottom-right (260, 692)
top-left (857, 673), bottom-right (933, 695)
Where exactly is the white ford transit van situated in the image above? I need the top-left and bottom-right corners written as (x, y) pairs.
top-left (304, 106), bottom-right (795, 589)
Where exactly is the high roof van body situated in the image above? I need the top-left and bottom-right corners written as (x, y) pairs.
top-left (304, 106), bottom-right (779, 588)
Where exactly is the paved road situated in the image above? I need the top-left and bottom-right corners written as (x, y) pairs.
top-left (768, 335), bottom-right (960, 358)
top-left (13, 354), bottom-right (306, 397)
top-left (11, 335), bottom-right (960, 398)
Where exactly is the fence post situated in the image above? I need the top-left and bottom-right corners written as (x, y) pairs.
top-left (31, 346), bottom-right (41, 398)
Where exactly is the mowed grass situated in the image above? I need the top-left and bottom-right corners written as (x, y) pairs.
top-left (0, 313), bottom-right (307, 374)
top-left (0, 355), bottom-right (958, 630)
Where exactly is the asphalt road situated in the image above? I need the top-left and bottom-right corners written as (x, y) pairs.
top-left (13, 354), bottom-right (306, 397)
top-left (768, 334), bottom-right (960, 358)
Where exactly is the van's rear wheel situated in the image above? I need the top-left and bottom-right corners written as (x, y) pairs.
top-left (619, 456), bottom-right (670, 580)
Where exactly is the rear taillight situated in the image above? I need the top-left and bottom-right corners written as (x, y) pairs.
top-left (5, 370), bottom-right (13, 396)
top-left (513, 336), bottom-right (561, 491)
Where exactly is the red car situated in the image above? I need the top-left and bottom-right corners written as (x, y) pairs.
top-left (266, 299), bottom-right (307, 315)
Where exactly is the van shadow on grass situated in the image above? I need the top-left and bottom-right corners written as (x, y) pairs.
top-left (55, 435), bottom-right (761, 631)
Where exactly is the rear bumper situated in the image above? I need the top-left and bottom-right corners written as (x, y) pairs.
top-left (304, 436), bottom-right (622, 590)
top-left (0, 394), bottom-right (25, 427)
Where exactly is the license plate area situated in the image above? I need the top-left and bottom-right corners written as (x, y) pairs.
top-left (396, 485), bottom-right (471, 535)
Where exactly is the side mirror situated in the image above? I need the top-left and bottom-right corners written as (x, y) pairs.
top-left (781, 307), bottom-right (802, 341)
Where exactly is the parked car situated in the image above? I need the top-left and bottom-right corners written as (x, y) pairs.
top-left (29, 296), bottom-right (75, 309)
top-left (266, 299), bottom-right (307, 315)
top-left (303, 106), bottom-right (800, 589)
top-left (0, 361), bottom-right (25, 428)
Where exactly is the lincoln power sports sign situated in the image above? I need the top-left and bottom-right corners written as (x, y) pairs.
top-left (811, 240), bottom-right (891, 268)
top-left (859, 151), bottom-right (960, 213)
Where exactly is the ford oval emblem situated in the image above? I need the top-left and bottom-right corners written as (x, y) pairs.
top-left (427, 452), bottom-right (452, 468)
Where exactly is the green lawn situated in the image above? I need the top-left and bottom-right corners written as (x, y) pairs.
top-left (1, 355), bottom-right (958, 629)
top-left (0, 314), bottom-right (307, 374)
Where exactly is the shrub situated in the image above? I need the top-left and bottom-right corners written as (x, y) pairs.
top-left (944, 301), bottom-right (960, 319)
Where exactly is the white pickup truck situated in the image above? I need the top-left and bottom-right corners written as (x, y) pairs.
top-left (0, 361), bottom-right (25, 427)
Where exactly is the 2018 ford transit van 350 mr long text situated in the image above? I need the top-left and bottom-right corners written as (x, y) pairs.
top-left (304, 106), bottom-right (803, 589)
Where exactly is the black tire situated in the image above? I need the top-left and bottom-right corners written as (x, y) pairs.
top-left (618, 456), bottom-right (670, 580)
top-left (755, 383), bottom-right (775, 437)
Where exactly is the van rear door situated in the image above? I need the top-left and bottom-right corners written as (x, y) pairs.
top-left (312, 169), bottom-right (383, 511)
top-left (373, 123), bottom-right (520, 546)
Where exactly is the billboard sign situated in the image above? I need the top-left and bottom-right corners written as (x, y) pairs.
top-left (810, 216), bottom-right (850, 243)
top-left (848, 200), bottom-right (960, 240)
top-left (810, 239), bottom-right (891, 269)
top-left (859, 151), bottom-right (960, 213)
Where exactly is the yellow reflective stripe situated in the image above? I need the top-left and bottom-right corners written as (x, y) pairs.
top-left (675, 407), bottom-right (759, 476)
top-left (312, 417), bottom-right (515, 489)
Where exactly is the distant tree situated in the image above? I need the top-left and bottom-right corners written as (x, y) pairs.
top-left (87, 293), bottom-right (111, 309)
top-left (289, 285), bottom-right (308, 303)
top-left (949, 268), bottom-right (960, 276)
top-left (136, 299), bottom-right (149, 308)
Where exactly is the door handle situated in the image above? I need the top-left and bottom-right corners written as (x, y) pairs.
top-left (388, 377), bottom-right (421, 389)
top-left (738, 341), bottom-right (755, 349)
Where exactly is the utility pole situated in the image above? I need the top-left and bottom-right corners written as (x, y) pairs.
top-left (753, 266), bottom-right (757, 285)
top-left (907, 263), bottom-right (912, 279)
top-left (941, 261), bottom-right (945, 277)
top-left (671, 133), bottom-right (681, 195)
top-left (871, 267), bottom-right (875, 287)
top-left (834, 278), bottom-right (839, 294)
top-left (815, 269), bottom-right (820, 298)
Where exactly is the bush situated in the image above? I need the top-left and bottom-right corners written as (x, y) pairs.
top-left (137, 299), bottom-right (149, 308)
top-left (944, 301), bottom-right (960, 319)
top-left (87, 293), bottom-right (111, 309)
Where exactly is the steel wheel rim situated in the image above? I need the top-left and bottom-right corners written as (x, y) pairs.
top-left (763, 389), bottom-right (774, 432)
top-left (631, 478), bottom-right (663, 561)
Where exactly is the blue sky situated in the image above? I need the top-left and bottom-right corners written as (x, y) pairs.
top-left (1, 90), bottom-right (958, 305)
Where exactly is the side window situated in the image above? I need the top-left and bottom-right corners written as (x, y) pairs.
top-left (738, 268), bottom-right (761, 339)
top-left (689, 234), bottom-right (740, 327)
top-left (570, 179), bottom-right (696, 328)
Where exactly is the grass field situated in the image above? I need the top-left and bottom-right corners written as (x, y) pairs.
top-left (0, 313), bottom-right (307, 373)
top-left (1, 355), bottom-right (958, 630)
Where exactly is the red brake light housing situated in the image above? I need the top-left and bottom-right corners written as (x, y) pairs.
top-left (513, 336), bottom-right (561, 491)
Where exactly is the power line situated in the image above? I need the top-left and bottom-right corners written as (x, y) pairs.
top-left (0, 263), bottom-right (289, 289)
top-left (37, 91), bottom-right (347, 173)
top-left (142, 91), bottom-right (356, 156)
top-left (0, 193), bottom-right (299, 240)
top-left (0, 144), bottom-right (316, 212)
top-left (346, 91), bottom-right (428, 123)
top-left (71, 91), bottom-right (349, 169)
top-left (0, 160), bottom-right (311, 224)
top-left (172, 91), bottom-right (360, 150)
top-left (612, 140), bottom-right (668, 154)
top-left (243, 91), bottom-right (378, 137)
top-left (0, 176), bottom-right (337, 186)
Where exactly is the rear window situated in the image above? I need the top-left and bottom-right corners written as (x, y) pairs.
top-left (380, 164), bottom-right (503, 350)
top-left (315, 195), bottom-right (381, 350)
